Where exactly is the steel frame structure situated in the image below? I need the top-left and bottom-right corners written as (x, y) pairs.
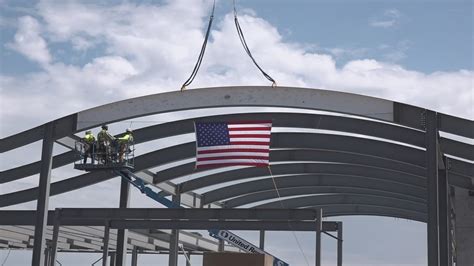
top-left (1, 86), bottom-right (473, 266)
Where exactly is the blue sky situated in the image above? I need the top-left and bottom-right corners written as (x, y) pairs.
top-left (0, 0), bottom-right (472, 265)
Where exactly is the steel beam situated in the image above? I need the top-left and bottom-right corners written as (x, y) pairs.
top-left (438, 113), bottom-right (474, 139)
top-left (315, 208), bottom-right (322, 266)
top-left (2, 144), bottom-right (471, 209)
top-left (44, 246), bottom-right (50, 266)
top-left (255, 194), bottom-right (426, 213)
top-left (306, 205), bottom-right (427, 222)
top-left (32, 122), bottom-right (54, 266)
top-left (0, 208), bottom-right (324, 224)
top-left (115, 179), bottom-right (130, 266)
top-left (169, 194), bottom-right (180, 266)
top-left (102, 221), bottom-right (110, 266)
top-left (49, 209), bottom-right (61, 266)
top-left (337, 222), bottom-right (343, 266)
top-left (155, 150), bottom-right (426, 186)
top-left (109, 252), bottom-right (115, 266)
top-left (181, 162), bottom-right (426, 195)
top-left (2, 111), bottom-right (424, 183)
top-left (76, 86), bottom-right (395, 130)
top-left (439, 163), bottom-right (449, 266)
top-left (426, 110), bottom-right (440, 266)
top-left (225, 186), bottom-right (426, 208)
top-left (203, 175), bottom-right (426, 205)
top-left (131, 247), bottom-right (138, 266)
top-left (0, 208), bottom-right (338, 230)
top-left (14, 87), bottom-right (473, 155)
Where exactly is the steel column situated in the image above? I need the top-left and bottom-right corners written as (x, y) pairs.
top-left (426, 110), bottom-right (439, 266)
top-left (315, 208), bottom-right (322, 266)
top-left (169, 193), bottom-right (180, 266)
top-left (50, 209), bottom-right (61, 266)
top-left (131, 247), bottom-right (138, 266)
top-left (32, 122), bottom-right (54, 266)
top-left (44, 246), bottom-right (50, 266)
top-left (448, 186), bottom-right (455, 266)
top-left (116, 179), bottom-right (130, 266)
top-left (439, 163), bottom-right (449, 266)
top-left (102, 221), bottom-right (110, 266)
top-left (109, 252), bottom-right (116, 266)
top-left (259, 230), bottom-right (265, 250)
top-left (337, 222), bottom-right (343, 266)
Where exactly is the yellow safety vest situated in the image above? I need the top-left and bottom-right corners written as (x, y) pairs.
top-left (119, 133), bottom-right (133, 143)
top-left (84, 133), bottom-right (95, 143)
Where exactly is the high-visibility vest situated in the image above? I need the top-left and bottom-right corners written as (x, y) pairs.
top-left (84, 133), bottom-right (95, 143)
top-left (118, 133), bottom-right (133, 143)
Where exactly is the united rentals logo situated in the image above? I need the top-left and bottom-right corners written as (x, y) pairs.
top-left (212, 230), bottom-right (289, 266)
top-left (217, 230), bottom-right (258, 253)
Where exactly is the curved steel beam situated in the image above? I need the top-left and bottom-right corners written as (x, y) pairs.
top-left (202, 174), bottom-right (426, 205)
top-left (179, 162), bottom-right (426, 194)
top-left (224, 186), bottom-right (426, 208)
top-left (4, 112), bottom-right (470, 185)
top-left (0, 143), bottom-right (195, 207)
top-left (4, 87), bottom-right (472, 154)
top-left (154, 149), bottom-right (427, 185)
top-left (75, 86), bottom-right (396, 130)
top-left (440, 137), bottom-right (474, 161)
top-left (1, 111), bottom-right (424, 183)
top-left (272, 133), bottom-right (425, 166)
top-left (2, 139), bottom-right (471, 207)
top-left (311, 205), bottom-right (427, 222)
top-left (253, 194), bottom-right (426, 214)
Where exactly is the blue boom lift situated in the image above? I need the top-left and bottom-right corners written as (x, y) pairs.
top-left (74, 139), bottom-right (288, 266)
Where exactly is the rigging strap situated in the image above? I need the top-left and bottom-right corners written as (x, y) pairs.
top-left (180, 0), bottom-right (216, 91)
top-left (233, 0), bottom-right (277, 87)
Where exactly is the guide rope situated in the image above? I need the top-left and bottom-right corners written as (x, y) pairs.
top-left (268, 166), bottom-right (310, 266)
top-left (180, 0), bottom-right (216, 91)
top-left (234, 0), bottom-right (277, 87)
top-left (1, 249), bottom-right (11, 266)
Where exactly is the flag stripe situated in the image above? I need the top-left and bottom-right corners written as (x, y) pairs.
top-left (228, 127), bottom-right (271, 131)
top-left (228, 124), bottom-right (272, 128)
top-left (230, 138), bottom-right (270, 143)
top-left (197, 156), bottom-right (269, 161)
top-left (197, 148), bottom-right (269, 154)
top-left (197, 145), bottom-right (270, 151)
top-left (228, 134), bottom-right (271, 138)
top-left (197, 152), bottom-right (268, 158)
top-left (227, 120), bottom-right (272, 125)
top-left (196, 163), bottom-right (269, 168)
top-left (229, 141), bottom-right (270, 145)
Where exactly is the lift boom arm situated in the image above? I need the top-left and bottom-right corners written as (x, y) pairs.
top-left (114, 170), bottom-right (289, 266)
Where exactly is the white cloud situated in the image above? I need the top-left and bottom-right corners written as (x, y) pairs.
top-left (1, 0), bottom-right (472, 136)
top-left (6, 16), bottom-right (52, 65)
top-left (370, 9), bottom-right (402, 28)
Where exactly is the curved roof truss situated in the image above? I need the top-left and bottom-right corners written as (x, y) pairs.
top-left (1, 86), bottom-right (473, 224)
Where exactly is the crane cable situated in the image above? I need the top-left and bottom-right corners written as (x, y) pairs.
top-left (181, 0), bottom-right (277, 91)
top-left (233, 0), bottom-right (276, 87)
top-left (181, 0), bottom-right (216, 91)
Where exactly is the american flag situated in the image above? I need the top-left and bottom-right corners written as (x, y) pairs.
top-left (194, 121), bottom-right (272, 168)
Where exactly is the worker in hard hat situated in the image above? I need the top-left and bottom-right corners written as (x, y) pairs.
top-left (118, 128), bottom-right (134, 162)
top-left (82, 130), bottom-right (96, 164)
top-left (97, 125), bottom-right (115, 163)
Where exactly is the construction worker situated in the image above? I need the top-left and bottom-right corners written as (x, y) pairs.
top-left (97, 125), bottom-right (115, 163)
top-left (118, 128), bottom-right (134, 162)
top-left (82, 130), bottom-right (96, 164)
